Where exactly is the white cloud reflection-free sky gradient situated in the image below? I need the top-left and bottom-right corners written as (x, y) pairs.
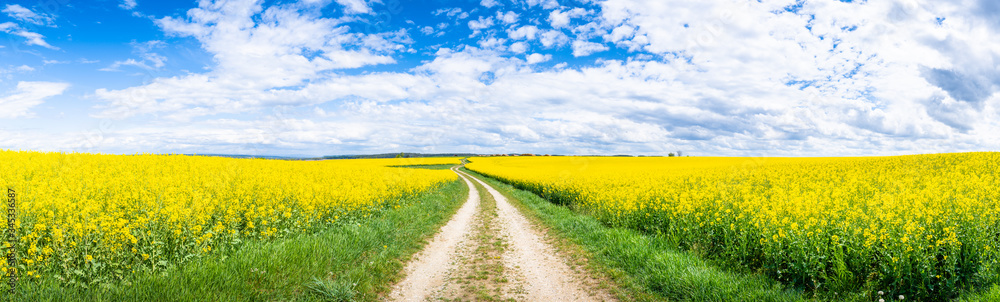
top-left (1, 0), bottom-right (998, 157)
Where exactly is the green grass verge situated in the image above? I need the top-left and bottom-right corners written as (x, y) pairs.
top-left (958, 282), bottom-right (1000, 301)
top-left (460, 168), bottom-right (810, 302)
top-left (11, 179), bottom-right (468, 301)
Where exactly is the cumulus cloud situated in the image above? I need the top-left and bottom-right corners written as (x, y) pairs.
top-left (95, 0), bottom-right (399, 120)
top-left (468, 16), bottom-right (494, 31)
top-left (0, 81), bottom-right (70, 118)
top-left (571, 40), bottom-right (608, 57)
top-left (548, 8), bottom-right (587, 28)
top-left (539, 30), bottom-right (570, 47)
top-left (73, 0), bottom-right (1000, 156)
top-left (509, 41), bottom-right (529, 53)
top-left (508, 25), bottom-right (539, 40)
top-left (497, 11), bottom-right (518, 24)
top-left (586, 0), bottom-right (1000, 148)
top-left (526, 53), bottom-right (551, 64)
top-left (420, 26), bottom-right (434, 35)
top-left (604, 24), bottom-right (635, 43)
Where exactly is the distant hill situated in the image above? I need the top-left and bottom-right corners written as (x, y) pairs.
top-left (316, 153), bottom-right (481, 160)
top-left (184, 153), bottom-right (298, 160)
top-left (187, 153), bottom-right (674, 160)
top-left (183, 153), bottom-right (480, 160)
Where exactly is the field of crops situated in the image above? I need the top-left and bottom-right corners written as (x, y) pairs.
top-left (466, 153), bottom-right (1000, 300)
top-left (0, 151), bottom-right (458, 288)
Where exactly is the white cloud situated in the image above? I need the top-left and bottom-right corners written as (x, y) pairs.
top-left (362, 28), bottom-right (414, 53)
top-left (570, 40), bottom-right (608, 57)
top-left (478, 37), bottom-right (507, 51)
top-left (497, 11), bottom-right (519, 24)
top-left (526, 0), bottom-right (559, 10)
top-left (510, 41), bottom-right (528, 53)
top-left (420, 26), bottom-right (434, 35)
top-left (100, 59), bottom-right (154, 72)
top-left (584, 0), bottom-right (1000, 150)
top-left (539, 30), bottom-right (569, 47)
top-left (15, 65), bottom-right (34, 72)
top-left (434, 7), bottom-right (464, 18)
top-left (549, 11), bottom-right (571, 28)
top-left (101, 40), bottom-right (168, 71)
top-left (334, 0), bottom-right (372, 14)
top-left (3, 4), bottom-right (54, 26)
top-left (120, 0), bottom-right (138, 10)
top-left (526, 53), bottom-right (551, 64)
top-left (468, 16), bottom-right (494, 31)
top-left (604, 24), bottom-right (635, 43)
top-left (10, 30), bottom-right (58, 49)
top-left (0, 81), bottom-right (69, 118)
top-left (66, 0), bottom-right (1000, 156)
top-left (481, 0), bottom-right (500, 8)
top-left (548, 8), bottom-right (587, 28)
top-left (0, 22), bottom-right (58, 49)
top-left (508, 25), bottom-right (539, 40)
top-left (96, 0), bottom-right (398, 120)
top-left (0, 22), bottom-right (16, 31)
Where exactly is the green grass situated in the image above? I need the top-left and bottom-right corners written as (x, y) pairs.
top-left (391, 164), bottom-right (458, 170)
top-left (10, 179), bottom-right (469, 301)
top-left (957, 283), bottom-right (1000, 301)
top-left (460, 168), bottom-right (811, 302)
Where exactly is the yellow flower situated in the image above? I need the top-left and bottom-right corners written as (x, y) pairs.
top-left (0, 150), bottom-right (460, 286)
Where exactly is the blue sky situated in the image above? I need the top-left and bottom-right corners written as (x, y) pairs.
top-left (1, 0), bottom-right (999, 157)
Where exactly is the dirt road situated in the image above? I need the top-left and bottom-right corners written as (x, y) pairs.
top-left (387, 167), bottom-right (610, 301)
top-left (388, 167), bottom-right (481, 300)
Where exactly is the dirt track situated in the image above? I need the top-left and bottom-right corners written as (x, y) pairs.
top-left (387, 167), bottom-right (481, 300)
top-left (387, 167), bottom-right (610, 302)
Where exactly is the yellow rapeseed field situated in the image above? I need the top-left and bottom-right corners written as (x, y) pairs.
top-left (466, 153), bottom-right (1000, 300)
top-left (0, 151), bottom-right (458, 286)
